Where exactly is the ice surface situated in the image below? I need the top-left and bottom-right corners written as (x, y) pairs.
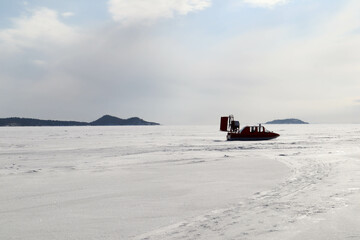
top-left (1, 125), bottom-right (360, 239)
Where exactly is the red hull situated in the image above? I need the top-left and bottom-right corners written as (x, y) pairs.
top-left (227, 132), bottom-right (279, 141)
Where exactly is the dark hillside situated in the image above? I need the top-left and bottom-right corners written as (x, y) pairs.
top-left (90, 115), bottom-right (159, 126)
top-left (0, 117), bottom-right (88, 126)
top-left (266, 118), bottom-right (309, 124)
top-left (0, 115), bottom-right (159, 127)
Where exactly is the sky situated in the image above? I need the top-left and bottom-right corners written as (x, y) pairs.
top-left (0, 0), bottom-right (359, 124)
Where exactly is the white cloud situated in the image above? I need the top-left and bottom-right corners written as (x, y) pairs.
top-left (243, 0), bottom-right (288, 8)
top-left (0, 8), bottom-right (78, 51)
top-left (1, 1), bottom-right (360, 124)
top-left (32, 59), bottom-right (47, 66)
top-left (62, 12), bottom-right (75, 18)
top-left (108, 0), bottom-right (211, 25)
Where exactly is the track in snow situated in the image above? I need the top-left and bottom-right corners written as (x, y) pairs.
top-left (134, 126), bottom-right (360, 240)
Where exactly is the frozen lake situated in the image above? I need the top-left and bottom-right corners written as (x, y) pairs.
top-left (1, 125), bottom-right (360, 239)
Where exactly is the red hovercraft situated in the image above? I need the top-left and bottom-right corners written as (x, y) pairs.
top-left (220, 115), bottom-right (280, 141)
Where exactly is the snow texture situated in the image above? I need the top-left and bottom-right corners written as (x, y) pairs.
top-left (1, 125), bottom-right (360, 239)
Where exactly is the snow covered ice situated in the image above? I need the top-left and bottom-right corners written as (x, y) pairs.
top-left (1, 125), bottom-right (360, 239)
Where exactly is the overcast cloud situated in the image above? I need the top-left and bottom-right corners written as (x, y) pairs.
top-left (0, 0), bottom-right (359, 124)
top-left (243, 0), bottom-right (289, 8)
top-left (108, 0), bottom-right (211, 25)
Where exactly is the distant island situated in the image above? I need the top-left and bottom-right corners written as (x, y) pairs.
top-left (0, 115), bottom-right (160, 127)
top-left (266, 118), bottom-right (309, 124)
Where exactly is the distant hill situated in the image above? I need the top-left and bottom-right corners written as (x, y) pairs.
top-left (266, 118), bottom-right (309, 124)
top-left (90, 115), bottom-right (159, 126)
top-left (0, 117), bottom-right (88, 127)
top-left (0, 115), bottom-right (159, 127)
